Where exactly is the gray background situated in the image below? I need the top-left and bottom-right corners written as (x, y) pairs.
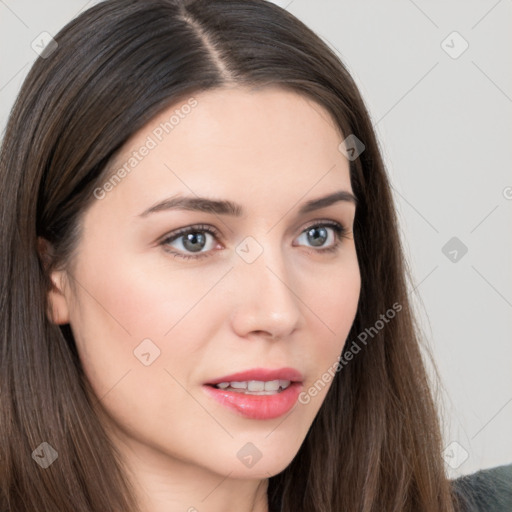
top-left (1, 0), bottom-right (510, 478)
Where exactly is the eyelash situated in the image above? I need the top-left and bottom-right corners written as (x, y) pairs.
top-left (160, 221), bottom-right (350, 261)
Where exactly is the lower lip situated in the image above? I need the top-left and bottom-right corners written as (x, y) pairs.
top-left (202, 382), bottom-right (302, 420)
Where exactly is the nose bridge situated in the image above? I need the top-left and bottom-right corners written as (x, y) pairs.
top-left (229, 233), bottom-right (302, 338)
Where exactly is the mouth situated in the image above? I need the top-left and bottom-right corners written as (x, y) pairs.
top-left (202, 367), bottom-right (304, 419)
top-left (207, 379), bottom-right (293, 395)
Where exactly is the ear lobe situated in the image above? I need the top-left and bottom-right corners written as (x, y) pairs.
top-left (37, 237), bottom-right (71, 325)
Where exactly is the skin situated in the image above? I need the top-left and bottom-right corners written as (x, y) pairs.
top-left (45, 85), bottom-right (361, 512)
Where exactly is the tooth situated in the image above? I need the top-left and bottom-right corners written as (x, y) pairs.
top-left (230, 381), bottom-right (248, 389)
top-left (214, 379), bottom-right (293, 393)
top-left (279, 380), bottom-right (291, 389)
top-left (247, 380), bottom-right (265, 392)
top-left (264, 380), bottom-right (281, 391)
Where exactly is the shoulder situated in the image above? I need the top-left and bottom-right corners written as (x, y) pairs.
top-left (451, 463), bottom-right (512, 512)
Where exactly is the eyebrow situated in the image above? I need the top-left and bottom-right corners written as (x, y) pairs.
top-left (137, 190), bottom-right (357, 218)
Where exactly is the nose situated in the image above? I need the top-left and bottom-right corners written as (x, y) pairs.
top-left (228, 243), bottom-right (302, 341)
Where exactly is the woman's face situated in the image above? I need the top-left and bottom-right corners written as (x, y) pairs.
top-left (50, 86), bottom-right (360, 481)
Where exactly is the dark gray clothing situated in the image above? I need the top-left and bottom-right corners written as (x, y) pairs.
top-left (452, 463), bottom-right (512, 512)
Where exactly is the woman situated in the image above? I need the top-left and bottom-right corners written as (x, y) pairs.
top-left (0, 1), bottom-right (509, 511)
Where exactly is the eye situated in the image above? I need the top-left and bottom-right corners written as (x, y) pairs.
top-left (160, 220), bottom-right (350, 261)
top-left (161, 224), bottom-right (221, 260)
top-left (294, 221), bottom-right (349, 253)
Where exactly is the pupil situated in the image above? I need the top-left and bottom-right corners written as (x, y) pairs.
top-left (307, 226), bottom-right (327, 247)
top-left (183, 232), bottom-right (206, 252)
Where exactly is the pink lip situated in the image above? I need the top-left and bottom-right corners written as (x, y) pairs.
top-left (203, 367), bottom-right (303, 420)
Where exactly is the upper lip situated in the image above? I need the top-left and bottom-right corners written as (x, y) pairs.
top-left (205, 367), bottom-right (303, 385)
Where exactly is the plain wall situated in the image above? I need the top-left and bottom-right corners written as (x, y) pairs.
top-left (1, 0), bottom-right (511, 479)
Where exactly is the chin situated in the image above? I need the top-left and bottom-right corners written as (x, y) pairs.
top-left (217, 443), bottom-right (300, 480)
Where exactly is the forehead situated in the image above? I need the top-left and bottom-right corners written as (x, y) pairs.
top-left (96, 85), bottom-right (352, 217)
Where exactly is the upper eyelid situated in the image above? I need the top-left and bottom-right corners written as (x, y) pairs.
top-left (160, 224), bottom-right (221, 243)
top-left (161, 219), bottom-right (348, 248)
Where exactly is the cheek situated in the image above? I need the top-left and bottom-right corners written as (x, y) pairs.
top-left (297, 255), bottom-right (360, 403)
top-left (67, 250), bottom-right (230, 396)
top-left (305, 250), bottom-right (360, 339)
top-left (67, 258), bottom-right (219, 451)
top-left (73, 246), bottom-right (225, 338)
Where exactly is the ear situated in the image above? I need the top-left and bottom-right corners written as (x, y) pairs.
top-left (37, 237), bottom-right (70, 325)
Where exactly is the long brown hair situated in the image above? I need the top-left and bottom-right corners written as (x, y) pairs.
top-left (0, 1), bottom-right (463, 510)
